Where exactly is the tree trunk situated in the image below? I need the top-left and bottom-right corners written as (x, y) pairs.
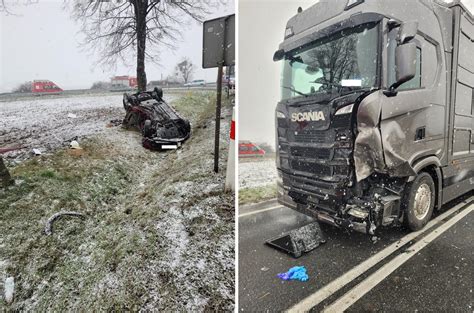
top-left (135, 0), bottom-right (148, 92)
top-left (0, 156), bottom-right (13, 188)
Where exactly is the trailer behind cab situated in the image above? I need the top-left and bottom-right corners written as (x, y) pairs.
top-left (274, 0), bottom-right (474, 234)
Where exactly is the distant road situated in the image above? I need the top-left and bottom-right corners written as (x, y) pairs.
top-left (0, 85), bottom-right (216, 102)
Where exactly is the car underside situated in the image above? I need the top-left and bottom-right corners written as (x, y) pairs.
top-left (122, 88), bottom-right (191, 151)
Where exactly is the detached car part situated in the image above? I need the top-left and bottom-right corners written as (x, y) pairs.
top-left (122, 87), bottom-right (191, 150)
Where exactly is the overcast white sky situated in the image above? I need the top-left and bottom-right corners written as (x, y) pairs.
top-left (238, 0), bottom-right (318, 146)
top-left (0, 0), bottom-right (234, 92)
top-left (239, 0), bottom-right (474, 147)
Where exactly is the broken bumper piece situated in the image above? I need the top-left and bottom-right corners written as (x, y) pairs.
top-left (278, 183), bottom-right (401, 235)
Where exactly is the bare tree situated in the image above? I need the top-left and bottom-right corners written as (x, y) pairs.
top-left (70, 0), bottom-right (208, 91)
top-left (1, 0), bottom-right (39, 15)
top-left (175, 57), bottom-right (194, 84)
top-left (12, 81), bottom-right (32, 93)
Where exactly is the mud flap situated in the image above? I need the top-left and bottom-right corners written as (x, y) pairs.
top-left (265, 222), bottom-right (326, 258)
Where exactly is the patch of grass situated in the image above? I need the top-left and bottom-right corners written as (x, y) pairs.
top-left (239, 184), bottom-right (277, 205)
top-left (39, 169), bottom-right (57, 178)
top-left (0, 90), bottom-right (234, 311)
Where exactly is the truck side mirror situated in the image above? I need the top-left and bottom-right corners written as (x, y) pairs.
top-left (273, 49), bottom-right (285, 62)
top-left (395, 43), bottom-right (416, 86)
top-left (384, 20), bottom-right (418, 97)
top-left (384, 42), bottom-right (417, 97)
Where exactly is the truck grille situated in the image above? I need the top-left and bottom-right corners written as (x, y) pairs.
top-left (290, 160), bottom-right (332, 176)
top-left (294, 130), bottom-right (330, 143)
top-left (290, 146), bottom-right (331, 159)
top-left (331, 114), bottom-right (352, 129)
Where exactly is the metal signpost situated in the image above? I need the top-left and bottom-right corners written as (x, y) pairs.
top-left (202, 14), bottom-right (235, 173)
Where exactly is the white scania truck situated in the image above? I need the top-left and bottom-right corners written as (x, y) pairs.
top-left (273, 0), bottom-right (473, 234)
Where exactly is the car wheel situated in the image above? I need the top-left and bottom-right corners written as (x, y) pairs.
top-left (143, 119), bottom-right (152, 137)
top-left (402, 172), bottom-right (435, 231)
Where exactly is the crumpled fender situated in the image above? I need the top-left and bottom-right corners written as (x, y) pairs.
top-left (380, 120), bottom-right (417, 177)
top-left (354, 91), bottom-right (385, 182)
top-left (354, 91), bottom-right (416, 182)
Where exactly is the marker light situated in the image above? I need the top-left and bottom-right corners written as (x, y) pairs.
top-left (345, 0), bottom-right (364, 10)
top-left (335, 104), bottom-right (354, 115)
top-left (276, 111), bottom-right (286, 119)
top-left (285, 27), bottom-right (294, 38)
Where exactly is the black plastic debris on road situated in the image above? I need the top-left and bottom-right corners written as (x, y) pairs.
top-left (266, 222), bottom-right (326, 258)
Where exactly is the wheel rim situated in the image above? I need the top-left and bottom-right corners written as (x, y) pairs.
top-left (414, 183), bottom-right (432, 220)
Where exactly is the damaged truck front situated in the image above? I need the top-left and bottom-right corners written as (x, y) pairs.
top-left (274, 0), bottom-right (474, 234)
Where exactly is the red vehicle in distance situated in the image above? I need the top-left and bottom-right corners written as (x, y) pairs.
top-left (239, 141), bottom-right (266, 158)
top-left (31, 80), bottom-right (63, 94)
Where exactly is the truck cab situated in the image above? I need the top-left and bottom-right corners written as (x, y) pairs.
top-left (274, 0), bottom-right (474, 234)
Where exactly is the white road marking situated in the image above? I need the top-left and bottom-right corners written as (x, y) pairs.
top-left (238, 205), bottom-right (284, 217)
top-left (288, 196), bottom-right (474, 312)
top-left (323, 203), bottom-right (474, 313)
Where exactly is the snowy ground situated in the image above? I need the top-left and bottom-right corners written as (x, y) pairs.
top-left (0, 92), bottom-right (234, 311)
top-left (239, 159), bottom-right (277, 189)
top-left (0, 93), bottom-right (175, 162)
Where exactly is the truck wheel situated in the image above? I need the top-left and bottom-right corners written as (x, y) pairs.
top-left (402, 172), bottom-right (435, 231)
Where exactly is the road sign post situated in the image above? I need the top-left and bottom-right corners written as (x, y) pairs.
top-left (203, 14), bottom-right (235, 173)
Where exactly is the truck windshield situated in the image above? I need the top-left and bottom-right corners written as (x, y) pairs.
top-left (281, 22), bottom-right (379, 100)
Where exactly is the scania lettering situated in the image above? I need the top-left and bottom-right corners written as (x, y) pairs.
top-left (291, 111), bottom-right (326, 122)
top-left (273, 0), bottom-right (474, 234)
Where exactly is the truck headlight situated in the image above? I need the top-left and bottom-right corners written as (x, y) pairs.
top-left (335, 104), bottom-right (354, 115)
top-left (276, 111), bottom-right (286, 119)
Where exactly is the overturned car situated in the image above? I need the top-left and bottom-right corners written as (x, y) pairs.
top-left (122, 88), bottom-right (191, 150)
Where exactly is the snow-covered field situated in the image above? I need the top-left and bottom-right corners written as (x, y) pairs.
top-left (0, 93), bottom-right (175, 162)
top-left (239, 159), bottom-right (277, 189)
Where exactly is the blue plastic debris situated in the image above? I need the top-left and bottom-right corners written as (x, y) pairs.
top-left (277, 266), bottom-right (309, 282)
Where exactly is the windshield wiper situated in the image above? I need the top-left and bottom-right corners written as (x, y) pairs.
top-left (282, 86), bottom-right (308, 97)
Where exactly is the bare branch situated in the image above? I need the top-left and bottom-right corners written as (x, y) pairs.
top-left (69, 0), bottom-right (209, 90)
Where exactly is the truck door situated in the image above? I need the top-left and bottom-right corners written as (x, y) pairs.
top-left (378, 21), bottom-right (446, 176)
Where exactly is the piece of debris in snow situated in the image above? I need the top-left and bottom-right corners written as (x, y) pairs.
top-left (70, 140), bottom-right (82, 150)
top-left (107, 119), bottom-right (123, 128)
top-left (44, 211), bottom-right (86, 236)
top-left (0, 146), bottom-right (24, 154)
top-left (4, 276), bottom-right (14, 304)
top-left (32, 148), bottom-right (42, 155)
top-left (122, 87), bottom-right (191, 151)
top-left (67, 113), bottom-right (77, 119)
top-left (266, 222), bottom-right (326, 258)
top-left (277, 266), bottom-right (309, 282)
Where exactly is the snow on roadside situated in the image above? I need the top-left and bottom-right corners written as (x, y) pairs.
top-left (239, 159), bottom-right (277, 189)
top-left (0, 93), bottom-right (175, 162)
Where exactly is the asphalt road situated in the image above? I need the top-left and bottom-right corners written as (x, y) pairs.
top-left (238, 192), bottom-right (473, 312)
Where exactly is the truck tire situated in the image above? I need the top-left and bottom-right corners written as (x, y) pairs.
top-left (402, 172), bottom-right (435, 231)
